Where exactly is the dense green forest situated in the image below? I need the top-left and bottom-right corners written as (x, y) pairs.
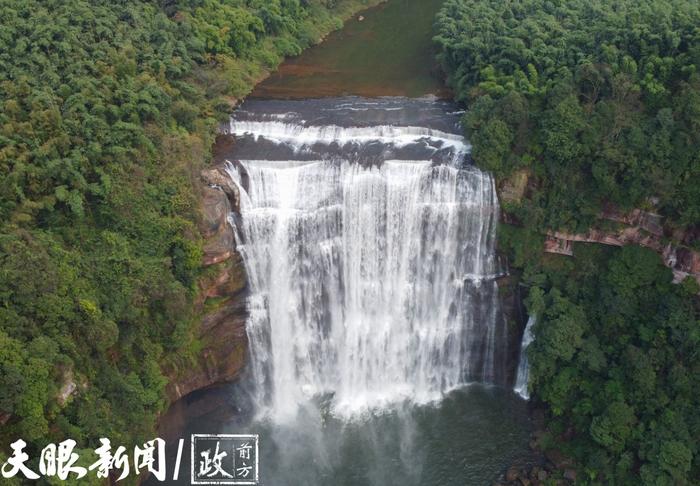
top-left (435, 0), bottom-right (700, 233)
top-left (520, 244), bottom-right (699, 485)
top-left (0, 0), bottom-right (376, 480)
top-left (2, 0), bottom-right (699, 483)
top-left (436, 0), bottom-right (700, 484)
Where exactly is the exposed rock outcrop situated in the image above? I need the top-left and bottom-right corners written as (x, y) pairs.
top-left (544, 208), bottom-right (700, 286)
top-left (498, 169), bottom-right (530, 205)
top-left (497, 172), bottom-right (699, 286)
top-left (57, 368), bottom-right (77, 406)
top-left (496, 273), bottom-right (528, 385)
top-left (496, 411), bottom-right (576, 486)
top-left (163, 155), bottom-right (249, 403)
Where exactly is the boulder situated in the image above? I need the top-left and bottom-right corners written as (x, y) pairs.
top-left (544, 449), bottom-right (573, 469)
top-left (506, 467), bottom-right (520, 482)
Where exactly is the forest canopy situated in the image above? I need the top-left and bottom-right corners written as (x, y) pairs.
top-left (523, 245), bottom-right (700, 485)
top-left (435, 1), bottom-right (700, 483)
top-left (0, 0), bottom-right (375, 476)
top-left (435, 0), bottom-right (700, 233)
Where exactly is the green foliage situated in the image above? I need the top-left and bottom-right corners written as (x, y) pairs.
top-left (523, 246), bottom-right (700, 483)
top-left (436, 4), bottom-right (700, 480)
top-left (0, 0), bottom-right (378, 472)
top-left (435, 0), bottom-right (700, 231)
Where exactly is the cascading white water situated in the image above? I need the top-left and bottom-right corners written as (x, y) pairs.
top-left (514, 316), bottom-right (536, 399)
top-left (227, 120), bottom-right (469, 154)
top-left (225, 98), bottom-right (504, 420)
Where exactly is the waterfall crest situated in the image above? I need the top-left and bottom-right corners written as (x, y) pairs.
top-left (227, 120), bottom-right (469, 155)
top-left (224, 98), bottom-right (506, 420)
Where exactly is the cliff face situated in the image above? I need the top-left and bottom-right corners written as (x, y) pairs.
top-left (157, 1), bottom-right (395, 409)
top-left (164, 159), bottom-right (248, 402)
top-left (496, 273), bottom-right (528, 385)
top-left (498, 170), bottom-right (700, 287)
top-left (544, 207), bottom-right (700, 286)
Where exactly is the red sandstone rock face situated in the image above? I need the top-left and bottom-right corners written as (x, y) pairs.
top-left (163, 165), bottom-right (248, 403)
top-left (172, 162), bottom-right (699, 404)
top-left (544, 209), bottom-right (700, 287)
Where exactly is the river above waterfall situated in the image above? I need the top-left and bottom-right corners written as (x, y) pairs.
top-left (252, 0), bottom-right (449, 98)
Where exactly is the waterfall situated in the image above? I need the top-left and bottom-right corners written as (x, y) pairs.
top-left (513, 316), bottom-right (536, 399)
top-left (226, 120), bottom-right (469, 155)
top-left (224, 98), bottom-right (505, 420)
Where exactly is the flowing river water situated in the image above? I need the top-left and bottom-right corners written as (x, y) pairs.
top-left (251, 0), bottom-right (450, 99)
top-left (155, 2), bottom-right (533, 485)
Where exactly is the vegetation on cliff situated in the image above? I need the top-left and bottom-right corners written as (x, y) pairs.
top-left (0, 0), bottom-right (379, 475)
top-left (435, 0), bottom-right (700, 233)
top-left (523, 245), bottom-right (699, 484)
top-left (435, 0), bottom-right (700, 483)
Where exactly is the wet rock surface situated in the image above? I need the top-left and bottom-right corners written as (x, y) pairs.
top-left (163, 137), bottom-right (249, 403)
